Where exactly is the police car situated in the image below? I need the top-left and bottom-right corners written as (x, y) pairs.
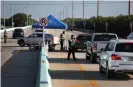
top-left (99, 39), bottom-right (133, 78)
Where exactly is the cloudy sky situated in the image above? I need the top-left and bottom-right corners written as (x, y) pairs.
top-left (1, 1), bottom-right (133, 20)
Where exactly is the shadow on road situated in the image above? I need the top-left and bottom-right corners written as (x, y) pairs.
top-left (50, 70), bottom-right (132, 81)
top-left (50, 50), bottom-right (86, 53)
top-left (48, 58), bottom-right (97, 64)
top-left (1, 49), bottom-right (39, 87)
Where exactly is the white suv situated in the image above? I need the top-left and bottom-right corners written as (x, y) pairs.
top-left (99, 39), bottom-right (133, 78)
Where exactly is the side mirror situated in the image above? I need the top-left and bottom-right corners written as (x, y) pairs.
top-left (100, 48), bottom-right (104, 51)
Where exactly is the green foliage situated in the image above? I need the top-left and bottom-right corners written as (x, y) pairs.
top-left (1, 13), bottom-right (37, 27)
top-left (63, 15), bottom-right (133, 38)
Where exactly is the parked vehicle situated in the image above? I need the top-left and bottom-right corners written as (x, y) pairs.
top-left (127, 32), bottom-right (133, 39)
top-left (99, 39), bottom-right (133, 79)
top-left (86, 33), bottom-right (118, 62)
top-left (12, 28), bottom-right (24, 38)
top-left (75, 34), bottom-right (92, 51)
top-left (17, 33), bottom-right (59, 51)
top-left (1, 25), bottom-right (4, 29)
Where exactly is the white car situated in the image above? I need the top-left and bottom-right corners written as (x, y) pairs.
top-left (17, 33), bottom-right (60, 51)
top-left (99, 39), bottom-right (133, 78)
top-left (127, 32), bottom-right (133, 39)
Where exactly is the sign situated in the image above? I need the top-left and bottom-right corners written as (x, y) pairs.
top-left (129, 22), bottom-right (133, 27)
top-left (40, 18), bottom-right (48, 26)
top-left (72, 22), bottom-right (76, 26)
top-left (83, 21), bottom-right (87, 26)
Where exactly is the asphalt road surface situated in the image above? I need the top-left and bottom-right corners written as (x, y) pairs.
top-left (1, 28), bottom-right (39, 87)
top-left (48, 30), bottom-right (133, 87)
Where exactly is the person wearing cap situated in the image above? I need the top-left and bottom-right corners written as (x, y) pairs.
top-left (60, 31), bottom-right (65, 51)
top-left (67, 35), bottom-right (77, 60)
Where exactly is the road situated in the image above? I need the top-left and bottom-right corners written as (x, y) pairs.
top-left (1, 29), bottom-right (133, 87)
top-left (1, 28), bottom-right (39, 87)
top-left (48, 30), bottom-right (133, 87)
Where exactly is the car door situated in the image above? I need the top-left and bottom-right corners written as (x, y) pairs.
top-left (100, 42), bottom-right (115, 68)
top-left (25, 34), bottom-right (35, 45)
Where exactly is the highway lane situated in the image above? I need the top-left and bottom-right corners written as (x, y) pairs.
top-left (48, 30), bottom-right (133, 87)
top-left (1, 28), bottom-right (39, 87)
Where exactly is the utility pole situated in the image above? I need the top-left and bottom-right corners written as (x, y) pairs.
top-left (27, 4), bottom-right (29, 26)
top-left (72, 0), bottom-right (74, 25)
top-left (128, 0), bottom-right (130, 16)
top-left (83, 0), bottom-right (84, 20)
top-left (63, 8), bottom-right (64, 20)
top-left (66, 6), bottom-right (68, 24)
top-left (97, 0), bottom-right (99, 18)
top-left (11, 4), bottom-right (14, 27)
top-left (4, 1), bottom-right (5, 27)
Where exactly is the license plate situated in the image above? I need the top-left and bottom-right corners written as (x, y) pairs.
top-left (128, 57), bottom-right (133, 61)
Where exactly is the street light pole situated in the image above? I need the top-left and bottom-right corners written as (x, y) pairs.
top-left (11, 4), bottom-right (14, 27)
top-left (97, 0), bottom-right (99, 18)
top-left (128, 0), bottom-right (131, 16)
top-left (94, 23), bottom-right (95, 33)
top-left (129, 22), bottom-right (133, 32)
top-left (4, 1), bottom-right (5, 27)
top-left (72, 0), bottom-right (74, 25)
top-left (105, 22), bottom-right (108, 33)
top-left (27, 4), bottom-right (29, 26)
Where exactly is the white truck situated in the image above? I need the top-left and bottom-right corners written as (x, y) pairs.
top-left (86, 33), bottom-right (118, 63)
top-left (17, 33), bottom-right (59, 51)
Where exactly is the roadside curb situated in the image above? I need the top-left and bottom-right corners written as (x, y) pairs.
top-left (36, 47), bottom-right (52, 87)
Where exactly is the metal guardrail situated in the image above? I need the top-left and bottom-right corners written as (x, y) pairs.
top-left (73, 28), bottom-right (94, 34)
top-left (36, 46), bottom-right (52, 87)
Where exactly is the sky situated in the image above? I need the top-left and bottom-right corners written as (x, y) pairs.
top-left (1, 1), bottom-right (133, 21)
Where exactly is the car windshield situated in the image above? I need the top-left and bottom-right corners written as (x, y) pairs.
top-left (15, 29), bottom-right (23, 32)
top-left (77, 35), bottom-right (92, 41)
top-left (94, 34), bottom-right (117, 41)
top-left (37, 34), bottom-right (53, 38)
top-left (35, 30), bottom-right (43, 32)
top-left (115, 43), bottom-right (133, 52)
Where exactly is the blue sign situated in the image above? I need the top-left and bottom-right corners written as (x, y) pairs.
top-left (83, 22), bottom-right (87, 25)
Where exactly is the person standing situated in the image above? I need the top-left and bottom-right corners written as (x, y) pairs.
top-left (60, 31), bottom-right (65, 51)
top-left (4, 30), bottom-right (7, 43)
top-left (67, 35), bottom-right (77, 60)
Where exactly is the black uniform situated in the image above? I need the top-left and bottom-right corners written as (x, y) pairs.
top-left (67, 38), bottom-right (76, 60)
top-left (4, 30), bottom-right (7, 43)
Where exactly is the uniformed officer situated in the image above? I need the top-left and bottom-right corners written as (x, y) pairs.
top-left (67, 35), bottom-right (77, 60)
top-left (60, 31), bottom-right (65, 51)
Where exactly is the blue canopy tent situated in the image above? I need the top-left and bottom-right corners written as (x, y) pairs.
top-left (32, 15), bottom-right (68, 29)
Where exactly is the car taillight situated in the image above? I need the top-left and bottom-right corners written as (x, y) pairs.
top-left (93, 43), bottom-right (97, 50)
top-left (52, 37), bottom-right (54, 41)
top-left (111, 54), bottom-right (121, 60)
top-left (76, 40), bottom-right (80, 43)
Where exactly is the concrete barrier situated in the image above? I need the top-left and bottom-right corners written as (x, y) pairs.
top-left (0, 25), bottom-right (32, 33)
top-left (36, 46), bottom-right (52, 87)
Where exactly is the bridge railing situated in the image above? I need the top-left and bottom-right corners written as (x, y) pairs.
top-left (36, 46), bottom-right (52, 87)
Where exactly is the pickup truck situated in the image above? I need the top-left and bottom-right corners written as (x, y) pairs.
top-left (86, 33), bottom-right (118, 63)
top-left (17, 33), bottom-right (59, 51)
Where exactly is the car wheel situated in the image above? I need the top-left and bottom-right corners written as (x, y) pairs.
top-left (99, 63), bottom-right (105, 73)
top-left (86, 50), bottom-right (90, 60)
top-left (19, 40), bottom-right (25, 47)
top-left (90, 53), bottom-right (97, 63)
top-left (106, 63), bottom-right (114, 79)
